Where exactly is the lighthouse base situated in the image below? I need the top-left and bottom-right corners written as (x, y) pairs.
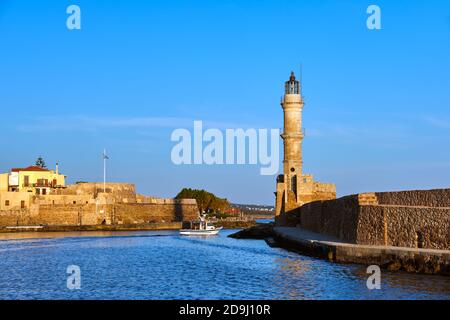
top-left (274, 173), bottom-right (336, 217)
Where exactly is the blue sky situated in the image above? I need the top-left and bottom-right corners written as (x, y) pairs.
top-left (1, 0), bottom-right (450, 205)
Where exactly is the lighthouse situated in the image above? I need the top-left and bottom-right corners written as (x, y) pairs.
top-left (275, 72), bottom-right (336, 216)
top-left (281, 72), bottom-right (304, 202)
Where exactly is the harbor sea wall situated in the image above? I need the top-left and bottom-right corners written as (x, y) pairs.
top-left (0, 182), bottom-right (199, 228)
top-left (273, 227), bottom-right (450, 275)
top-left (277, 189), bottom-right (450, 250)
top-left (0, 200), bottom-right (199, 227)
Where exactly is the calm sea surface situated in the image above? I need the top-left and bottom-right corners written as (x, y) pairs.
top-left (0, 228), bottom-right (448, 300)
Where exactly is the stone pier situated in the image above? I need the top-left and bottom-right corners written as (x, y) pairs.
top-left (274, 227), bottom-right (450, 275)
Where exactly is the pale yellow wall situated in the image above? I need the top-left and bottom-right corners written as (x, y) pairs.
top-left (0, 191), bottom-right (33, 210)
top-left (0, 174), bottom-right (8, 192)
top-left (17, 170), bottom-right (65, 192)
top-left (1, 192), bottom-right (94, 210)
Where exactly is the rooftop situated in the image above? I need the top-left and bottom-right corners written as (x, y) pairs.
top-left (11, 166), bottom-right (50, 173)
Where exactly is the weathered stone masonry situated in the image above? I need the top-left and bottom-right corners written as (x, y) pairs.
top-left (0, 201), bottom-right (199, 227)
top-left (0, 182), bottom-right (199, 227)
top-left (278, 189), bottom-right (450, 250)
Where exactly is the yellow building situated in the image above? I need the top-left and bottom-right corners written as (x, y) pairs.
top-left (0, 165), bottom-right (65, 195)
top-left (0, 173), bottom-right (8, 192)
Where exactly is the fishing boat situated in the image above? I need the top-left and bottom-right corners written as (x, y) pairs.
top-left (180, 215), bottom-right (223, 236)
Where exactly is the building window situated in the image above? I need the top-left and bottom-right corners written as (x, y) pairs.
top-left (5, 200), bottom-right (9, 206)
top-left (37, 179), bottom-right (49, 187)
top-left (291, 175), bottom-right (297, 193)
top-left (73, 201), bottom-right (76, 204)
top-left (21, 201), bottom-right (25, 209)
top-left (24, 175), bottom-right (29, 187)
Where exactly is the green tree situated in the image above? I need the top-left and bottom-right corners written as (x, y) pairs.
top-left (175, 188), bottom-right (230, 214)
top-left (35, 156), bottom-right (47, 168)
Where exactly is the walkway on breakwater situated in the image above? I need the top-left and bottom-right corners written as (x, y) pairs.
top-left (273, 227), bottom-right (450, 275)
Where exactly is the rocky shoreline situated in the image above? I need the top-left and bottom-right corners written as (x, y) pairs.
top-left (227, 222), bottom-right (274, 239)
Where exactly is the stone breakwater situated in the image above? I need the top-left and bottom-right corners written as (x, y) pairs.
top-left (269, 189), bottom-right (450, 275)
top-left (277, 189), bottom-right (450, 250)
top-left (273, 227), bottom-right (450, 276)
top-left (229, 223), bottom-right (450, 275)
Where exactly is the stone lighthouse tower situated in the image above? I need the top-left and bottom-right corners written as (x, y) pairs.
top-left (281, 72), bottom-right (303, 202)
top-left (275, 72), bottom-right (336, 216)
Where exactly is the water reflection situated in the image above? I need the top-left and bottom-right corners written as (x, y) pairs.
top-left (0, 231), bottom-right (172, 241)
top-left (0, 229), bottom-right (448, 300)
top-left (351, 266), bottom-right (450, 296)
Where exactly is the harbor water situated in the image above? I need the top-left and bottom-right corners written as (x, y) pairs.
top-left (0, 228), bottom-right (448, 300)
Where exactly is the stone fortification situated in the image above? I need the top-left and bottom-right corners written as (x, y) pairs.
top-left (0, 182), bottom-right (199, 227)
top-left (277, 189), bottom-right (450, 250)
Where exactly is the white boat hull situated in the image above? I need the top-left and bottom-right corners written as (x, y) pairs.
top-left (179, 227), bottom-right (222, 236)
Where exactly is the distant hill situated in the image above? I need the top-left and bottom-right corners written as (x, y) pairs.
top-left (231, 203), bottom-right (274, 216)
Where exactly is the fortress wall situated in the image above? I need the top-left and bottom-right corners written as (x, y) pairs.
top-left (375, 189), bottom-right (450, 207)
top-left (136, 196), bottom-right (197, 205)
top-left (355, 205), bottom-right (385, 246)
top-left (54, 183), bottom-right (137, 203)
top-left (34, 195), bottom-right (93, 205)
top-left (34, 205), bottom-right (78, 225)
top-left (114, 202), bottom-right (199, 224)
top-left (0, 202), bottom-right (199, 227)
top-left (35, 204), bottom-right (102, 225)
top-left (278, 189), bottom-right (450, 250)
top-left (0, 210), bottom-right (32, 226)
top-left (299, 195), bottom-right (360, 243)
top-left (296, 182), bottom-right (336, 207)
top-left (0, 181), bottom-right (199, 227)
top-left (358, 206), bottom-right (449, 250)
top-left (313, 182), bottom-right (336, 193)
top-left (59, 182), bottom-right (136, 195)
top-left (311, 183), bottom-right (337, 203)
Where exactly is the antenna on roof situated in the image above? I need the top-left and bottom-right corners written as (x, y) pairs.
top-left (102, 149), bottom-right (109, 193)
